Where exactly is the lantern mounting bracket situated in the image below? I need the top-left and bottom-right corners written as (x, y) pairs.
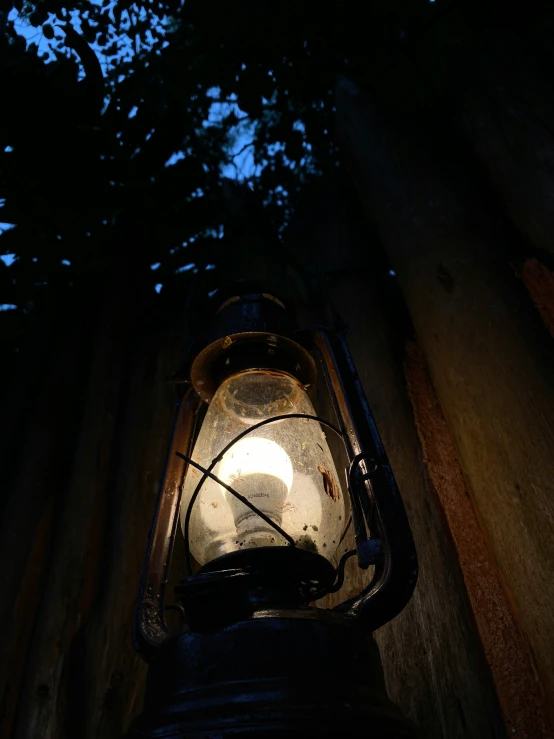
top-left (310, 328), bottom-right (418, 631)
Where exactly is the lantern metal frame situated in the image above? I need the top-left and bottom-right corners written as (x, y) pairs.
top-left (134, 298), bottom-right (417, 660)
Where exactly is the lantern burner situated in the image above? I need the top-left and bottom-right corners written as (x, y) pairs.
top-left (175, 547), bottom-right (337, 630)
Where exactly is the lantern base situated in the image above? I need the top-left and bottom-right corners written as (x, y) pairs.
top-left (128, 610), bottom-right (420, 738)
top-left (177, 547), bottom-right (338, 630)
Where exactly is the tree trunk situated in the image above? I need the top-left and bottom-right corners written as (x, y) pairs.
top-left (335, 76), bottom-right (554, 732)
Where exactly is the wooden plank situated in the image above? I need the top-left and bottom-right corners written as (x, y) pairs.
top-left (290, 180), bottom-right (506, 737)
top-left (0, 289), bottom-right (66, 505)
top-left (81, 306), bottom-right (184, 738)
top-left (10, 271), bottom-right (133, 739)
top-left (405, 341), bottom-right (551, 739)
top-left (0, 287), bottom-right (96, 738)
top-left (335, 76), bottom-right (554, 733)
top-left (317, 270), bottom-right (506, 739)
top-left (425, 7), bottom-right (554, 259)
top-left (7, 271), bottom-right (180, 739)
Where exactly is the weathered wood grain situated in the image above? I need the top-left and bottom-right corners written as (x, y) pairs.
top-left (317, 270), bottom-right (506, 739)
top-left (289, 179), bottom-right (507, 738)
top-left (405, 341), bottom-right (551, 739)
top-left (81, 299), bottom-right (183, 739)
top-left (11, 271), bottom-right (139, 739)
top-left (1, 271), bottom-right (184, 739)
top-left (0, 287), bottom-right (96, 738)
top-left (336, 76), bottom-right (554, 730)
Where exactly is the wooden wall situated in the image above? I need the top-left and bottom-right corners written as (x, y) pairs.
top-left (330, 39), bottom-right (554, 738)
top-left (0, 270), bottom-right (184, 738)
top-left (294, 181), bottom-right (506, 738)
top-left (2, 193), bottom-right (554, 738)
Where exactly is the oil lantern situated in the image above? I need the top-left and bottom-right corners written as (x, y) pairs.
top-left (130, 282), bottom-right (419, 738)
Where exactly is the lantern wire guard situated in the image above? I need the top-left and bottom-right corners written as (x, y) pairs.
top-left (174, 412), bottom-right (357, 611)
top-left (178, 412), bottom-right (349, 575)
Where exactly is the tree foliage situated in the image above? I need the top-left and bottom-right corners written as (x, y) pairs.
top-left (0, 0), bottom-right (446, 353)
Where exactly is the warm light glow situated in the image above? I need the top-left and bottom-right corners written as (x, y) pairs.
top-left (181, 370), bottom-right (346, 565)
top-left (218, 437), bottom-right (293, 547)
top-left (219, 437), bottom-right (293, 491)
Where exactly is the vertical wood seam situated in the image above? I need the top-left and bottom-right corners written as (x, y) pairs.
top-left (404, 341), bottom-right (554, 739)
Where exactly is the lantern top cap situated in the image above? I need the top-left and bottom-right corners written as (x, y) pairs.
top-left (213, 278), bottom-right (288, 313)
top-left (189, 280), bottom-right (315, 402)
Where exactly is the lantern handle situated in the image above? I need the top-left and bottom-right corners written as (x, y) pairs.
top-left (134, 388), bottom-right (202, 662)
top-left (310, 329), bottom-right (418, 631)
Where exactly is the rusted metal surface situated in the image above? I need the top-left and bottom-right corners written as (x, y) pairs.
top-left (189, 288), bottom-right (316, 402)
top-left (317, 464), bottom-right (341, 502)
top-left (405, 341), bottom-right (554, 739)
top-left (312, 330), bottom-right (417, 629)
top-left (135, 388), bottom-right (201, 659)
